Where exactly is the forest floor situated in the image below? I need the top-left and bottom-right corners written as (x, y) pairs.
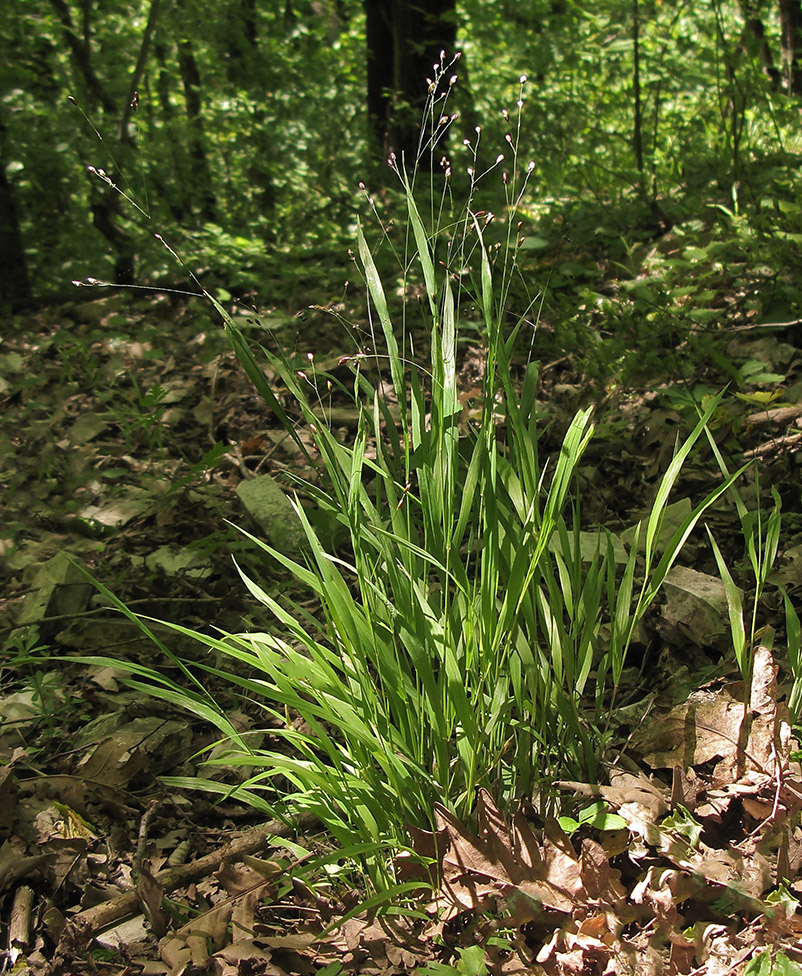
top-left (2, 283), bottom-right (802, 976)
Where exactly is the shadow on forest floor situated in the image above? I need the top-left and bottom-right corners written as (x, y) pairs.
top-left (2, 286), bottom-right (802, 974)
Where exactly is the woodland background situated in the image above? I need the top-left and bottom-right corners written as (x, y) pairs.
top-left (5, 2), bottom-right (802, 975)
top-left (6, 0), bottom-right (802, 334)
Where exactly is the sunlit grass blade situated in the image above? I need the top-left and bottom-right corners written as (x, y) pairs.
top-left (644, 393), bottom-right (724, 567)
top-left (356, 223), bottom-right (406, 410)
top-left (782, 587), bottom-right (802, 720)
top-left (707, 525), bottom-right (748, 679)
top-left (402, 174), bottom-right (438, 318)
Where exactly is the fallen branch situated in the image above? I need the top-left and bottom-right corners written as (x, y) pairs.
top-left (52, 813), bottom-right (320, 947)
top-left (744, 431), bottom-right (802, 459)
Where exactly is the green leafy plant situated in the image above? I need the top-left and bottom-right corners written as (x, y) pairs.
top-left (705, 433), bottom-right (783, 690)
top-left (1, 629), bottom-right (77, 742)
top-left (419, 944), bottom-right (490, 976)
top-left (70, 74), bottom-right (744, 890)
top-left (782, 590), bottom-right (802, 719)
top-left (702, 427), bottom-right (802, 724)
top-left (745, 949), bottom-right (802, 976)
top-left (113, 375), bottom-right (170, 455)
top-left (557, 799), bottom-right (627, 837)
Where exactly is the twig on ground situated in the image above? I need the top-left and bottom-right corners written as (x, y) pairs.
top-left (54, 812), bottom-right (320, 945)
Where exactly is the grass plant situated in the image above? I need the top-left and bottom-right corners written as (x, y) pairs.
top-left (704, 431), bottom-right (801, 707)
top-left (72, 72), bottom-right (745, 888)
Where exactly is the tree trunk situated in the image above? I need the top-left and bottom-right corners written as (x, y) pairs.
top-left (226, 0), bottom-right (258, 80)
top-left (89, 186), bottom-right (135, 284)
top-left (779, 0), bottom-right (802, 93)
top-left (0, 136), bottom-right (32, 308)
top-left (47, 0), bottom-right (115, 112)
top-left (118, 0), bottom-right (163, 144)
top-left (221, 0), bottom-right (275, 215)
top-left (739, 2), bottom-right (781, 87)
top-left (364, 0), bottom-right (458, 169)
top-left (176, 33), bottom-right (217, 223)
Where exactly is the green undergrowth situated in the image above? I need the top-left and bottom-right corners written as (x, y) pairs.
top-left (66, 71), bottom-right (802, 897)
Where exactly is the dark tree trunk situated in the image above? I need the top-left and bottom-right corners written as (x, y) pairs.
top-left (90, 187), bottom-right (135, 284)
top-left (739, 2), bottom-right (781, 87)
top-left (47, 0), bottom-right (116, 112)
top-left (57, 0), bottom-right (164, 282)
top-left (177, 36), bottom-right (217, 223)
top-left (222, 0), bottom-right (275, 215)
top-left (0, 139), bottom-right (32, 308)
top-left (364, 0), bottom-right (458, 168)
top-left (154, 42), bottom-right (175, 119)
top-left (118, 0), bottom-right (163, 144)
top-left (780, 0), bottom-right (802, 93)
top-left (632, 0), bottom-right (643, 176)
top-left (226, 0), bottom-right (258, 80)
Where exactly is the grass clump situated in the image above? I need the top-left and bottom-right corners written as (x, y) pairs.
top-left (78, 76), bottom-right (744, 889)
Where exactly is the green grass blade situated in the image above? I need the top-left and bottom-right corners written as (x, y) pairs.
top-left (707, 525), bottom-right (747, 679)
top-left (644, 392), bottom-right (724, 567)
top-left (783, 588), bottom-right (802, 721)
top-left (402, 177), bottom-right (438, 318)
top-left (356, 223), bottom-right (406, 408)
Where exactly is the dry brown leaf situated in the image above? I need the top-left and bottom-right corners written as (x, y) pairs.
top-left (432, 794), bottom-right (584, 919)
top-left (579, 838), bottom-right (621, 904)
top-left (76, 716), bottom-right (192, 789)
top-left (557, 770), bottom-right (669, 820)
top-left (631, 865), bottom-right (689, 931)
top-left (541, 825), bottom-right (583, 904)
top-left (137, 860), bottom-right (170, 938)
top-left (159, 933), bottom-right (191, 975)
top-left (631, 687), bottom-right (747, 770)
top-left (511, 811), bottom-right (545, 872)
top-left (0, 767), bottom-right (18, 834)
top-left (212, 940), bottom-right (286, 976)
